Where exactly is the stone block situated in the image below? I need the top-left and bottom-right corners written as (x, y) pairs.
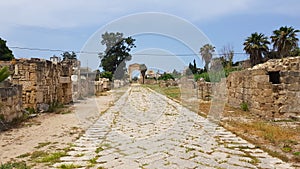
top-left (263, 89), bottom-right (273, 97)
top-left (251, 69), bottom-right (267, 76)
top-left (287, 83), bottom-right (300, 91)
top-left (252, 75), bottom-right (269, 83)
top-left (59, 76), bottom-right (71, 83)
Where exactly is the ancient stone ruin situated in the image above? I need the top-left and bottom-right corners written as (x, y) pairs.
top-left (227, 56), bottom-right (300, 119)
top-left (198, 56), bottom-right (300, 120)
top-left (0, 81), bottom-right (22, 122)
top-left (0, 58), bottom-right (74, 122)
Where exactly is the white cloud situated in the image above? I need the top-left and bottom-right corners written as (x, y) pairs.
top-left (0, 0), bottom-right (259, 29)
top-left (1, 0), bottom-right (299, 32)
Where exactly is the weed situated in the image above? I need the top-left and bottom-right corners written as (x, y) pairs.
top-left (240, 102), bottom-right (249, 111)
top-left (89, 157), bottom-right (98, 164)
top-left (25, 107), bottom-right (36, 114)
top-left (264, 149), bottom-right (289, 162)
top-left (74, 153), bottom-right (85, 157)
top-left (59, 110), bottom-right (72, 114)
top-left (282, 145), bottom-right (292, 152)
top-left (294, 152), bottom-right (300, 156)
top-left (48, 102), bottom-right (64, 113)
top-left (16, 153), bottom-right (31, 158)
top-left (97, 167), bottom-right (106, 169)
top-left (95, 147), bottom-right (104, 153)
top-left (57, 164), bottom-right (81, 169)
top-left (33, 151), bottom-right (66, 164)
top-left (0, 162), bottom-right (30, 169)
top-left (34, 142), bottom-right (52, 149)
top-left (185, 147), bottom-right (195, 153)
top-left (0, 114), bottom-right (4, 121)
top-left (30, 151), bottom-right (48, 160)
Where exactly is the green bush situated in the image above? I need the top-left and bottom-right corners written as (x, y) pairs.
top-left (194, 72), bottom-right (210, 82)
top-left (194, 67), bottom-right (240, 82)
top-left (158, 73), bottom-right (174, 81)
top-left (240, 102), bottom-right (249, 111)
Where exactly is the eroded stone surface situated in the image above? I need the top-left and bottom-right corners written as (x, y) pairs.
top-left (53, 85), bottom-right (293, 169)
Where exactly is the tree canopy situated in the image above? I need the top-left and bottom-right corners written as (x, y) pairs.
top-left (271, 26), bottom-right (299, 58)
top-left (200, 44), bottom-right (215, 70)
top-left (62, 51), bottom-right (77, 60)
top-left (243, 32), bottom-right (270, 66)
top-left (99, 32), bottom-right (136, 80)
top-left (139, 64), bottom-right (147, 84)
top-left (0, 38), bottom-right (14, 61)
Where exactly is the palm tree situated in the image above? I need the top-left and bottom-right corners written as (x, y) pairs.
top-left (200, 44), bottom-right (215, 71)
top-left (139, 64), bottom-right (147, 84)
top-left (271, 26), bottom-right (300, 58)
top-left (243, 32), bottom-right (270, 66)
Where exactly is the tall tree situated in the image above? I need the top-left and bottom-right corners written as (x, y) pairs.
top-left (243, 32), bottom-right (270, 66)
top-left (200, 44), bottom-right (215, 71)
top-left (0, 38), bottom-right (14, 61)
top-left (99, 32), bottom-right (136, 80)
top-left (62, 51), bottom-right (77, 60)
top-left (188, 59), bottom-right (197, 74)
top-left (139, 64), bottom-right (147, 84)
top-left (271, 26), bottom-right (300, 58)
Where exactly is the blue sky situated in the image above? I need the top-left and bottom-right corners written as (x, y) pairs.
top-left (0, 0), bottom-right (299, 72)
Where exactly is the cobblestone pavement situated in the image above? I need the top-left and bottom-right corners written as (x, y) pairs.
top-left (53, 85), bottom-right (293, 169)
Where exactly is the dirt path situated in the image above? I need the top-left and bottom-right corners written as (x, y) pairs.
top-left (0, 91), bottom-right (116, 167)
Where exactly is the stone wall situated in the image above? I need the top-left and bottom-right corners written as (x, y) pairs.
top-left (0, 82), bottom-right (22, 122)
top-left (0, 58), bottom-right (73, 110)
top-left (227, 56), bottom-right (300, 119)
top-left (95, 78), bottom-right (111, 93)
top-left (197, 56), bottom-right (300, 119)
top-left (197, 79), bottom-right (213, 101)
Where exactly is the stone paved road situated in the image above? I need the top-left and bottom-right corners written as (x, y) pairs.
top-left (54, 85), bottom-right (293, 169)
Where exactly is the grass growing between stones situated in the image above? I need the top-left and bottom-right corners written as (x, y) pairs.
top-left (143, 84), bottom-right (181, 101)
top-left (57, 164), bottom-right (82, 169)
top-left (29, 150), bottom-right (67, 164)
top-left (0, 161), bottom-right (30, 169)
top-left (143, 84), bottom-right (300, 165)
top-left (34, 142), bottom-right (52, 149)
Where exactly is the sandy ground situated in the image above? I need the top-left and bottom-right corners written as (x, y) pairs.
top-left (0, 91), bottom-right (115, 166)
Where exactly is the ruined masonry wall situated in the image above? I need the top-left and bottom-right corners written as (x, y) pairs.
top-left (0, 58), bottom-right (73, 110)
top-left (227, 56), bottom-right (300, 119)
top-left (197, 56), bottom-right (300, 119)
top-left (0, 83), bottom-right (22, 122)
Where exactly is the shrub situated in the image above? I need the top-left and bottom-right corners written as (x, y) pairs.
top-left (240, 102), bottom-right (249, 111)
top-left (158, 73), bottom-right (174, 81)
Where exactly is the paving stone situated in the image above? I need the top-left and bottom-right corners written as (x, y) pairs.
top-left (53, 85), bottom-right (293, 169)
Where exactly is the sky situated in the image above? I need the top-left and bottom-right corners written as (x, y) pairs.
top-left (1, 0), bottom-right (299, 72)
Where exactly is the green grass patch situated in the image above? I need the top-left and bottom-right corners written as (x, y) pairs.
top-left (57, 164), bottom-right (82, 169)
top-left (240, 102), bottom-right (249, 111)
top-left (95, 147), bottom-right (104, 153)
top-left (0, 162), bottom-right (30, 169)
top-left (282, 146), bottom-right (292, 152)
top-left (16, 153), bottom-right (31, 158)
top-left (30, 150), bottom-right (67, 164)
top-left (37, 151), bottom-right (67, 163)
top-left (30, 151), bottom-right (48, 160)
top-left (143, 84), bottom-right (181, 101)
top-left (89, 157), bottom-right (98, 164)
top-left (34, 142), bottom-right (52, 149)
top-left (294, 152), bottom-right (300, 156)
top-left (74, 153), bottom-right (85, 157)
